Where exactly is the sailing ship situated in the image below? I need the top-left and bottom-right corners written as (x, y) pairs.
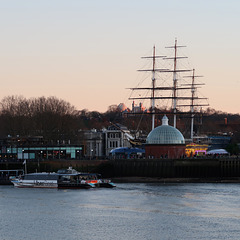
top-left (128, 39), bottom-right (208, 141)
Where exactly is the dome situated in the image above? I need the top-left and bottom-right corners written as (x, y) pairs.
top-left (118, 103), bottom-right (128, 112)
top-left (146, 115), bottom-right (185, 145)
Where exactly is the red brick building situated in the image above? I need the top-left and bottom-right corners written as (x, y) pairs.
top-left (145, 115), bottom-right (186, 159)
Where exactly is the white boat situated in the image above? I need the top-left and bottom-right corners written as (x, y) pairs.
top-left (11, 172), bottom-right (59, 188)
top-left (11, 167), bottom-right (115, 189)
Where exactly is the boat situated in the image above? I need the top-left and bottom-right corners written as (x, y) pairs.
top-left (128, 39), bottom-right (209, 140)
top-left (11, 172), bottom-right (59, 188)
top-left (0, 169), bottom-right (24, 185)
top-left (11, 167), bottom-right (116, 189)
top-left (57, 168), bottom-right (95, 189)
top-left (77, 173), bottom-right (116, 188)
top-left (57, 169), bottom-right (116, 189)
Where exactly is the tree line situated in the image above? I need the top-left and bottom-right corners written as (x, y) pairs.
top-left (0, 95), bottom-right (240, 146)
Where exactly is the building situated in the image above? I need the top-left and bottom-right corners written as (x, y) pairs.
top-left (83, 124), bottom-right (132, 158)
top-left (185, 143), bottom-right (208, 157)
top-left (207, 135), bottom-right (231, 151)
top-left (0, 136), bottom-right (84, 161)
top-left (104, 124), bottom-right (131, 156)
top-left (145, 115), bottom-right (186, 159)
top-left (83, 129), bottom-right (105, 159)
top-left (131, 101), bottom-right (146, 113)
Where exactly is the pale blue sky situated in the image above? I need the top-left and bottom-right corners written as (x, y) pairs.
top-left (0, 0), bottom-right (239, 113)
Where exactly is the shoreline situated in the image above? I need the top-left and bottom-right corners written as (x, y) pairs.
top-left (112, 177), bottom-right (240, 183)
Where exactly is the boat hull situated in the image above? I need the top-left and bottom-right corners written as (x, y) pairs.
top-left (11, 180), bottom-right (58, 188)
top-left (58, 182), bottom-right (95, 189)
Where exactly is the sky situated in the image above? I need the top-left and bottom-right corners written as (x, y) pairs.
top-left (0, 0), bottom-right (239, 113)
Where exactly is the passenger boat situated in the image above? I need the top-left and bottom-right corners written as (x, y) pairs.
top-left (57, 168), bottom-right (95, 189)
top-left (11, 172), bottom-right (59, 188)
top-left (11, 167), bottom-right (115, 189)
top-left (78, 173), bottom-right (116, 188)
top-left (57, 170), bottom-right (116, 188)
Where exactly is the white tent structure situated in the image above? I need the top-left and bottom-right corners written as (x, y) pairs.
top-left (206, 149), bottom-right (229, 155)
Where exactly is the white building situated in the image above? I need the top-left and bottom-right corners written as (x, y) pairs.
top-left (104, 124), bottom-right (131, 156)
top-left (84, 124), bottom-right (131, 158)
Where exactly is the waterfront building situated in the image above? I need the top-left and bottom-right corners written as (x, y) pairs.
top-left (207, 135), bottom-right (231, 151)
top-left (104, 124), bottom-right (131, 156)
top-left (83, 124), bottom-right (132, 158)
top-left (185, 143), bottom-right (208, 157)
top-left (84, 129), bottom-right (105, 158)
top-left (0, 136), bottom-right (84, 161)
top-left (145, 115), bottom-right (186, 159)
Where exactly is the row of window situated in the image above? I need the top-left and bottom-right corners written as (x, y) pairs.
top-left (109, 141), bottom-right (119, 148)
top-left (108, 133), bottom-right (120, 139)
top-left (0, 147), bottom-right (83, 154)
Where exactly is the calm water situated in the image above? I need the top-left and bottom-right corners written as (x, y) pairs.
top-left (1, 183), bottom-right (240, 240)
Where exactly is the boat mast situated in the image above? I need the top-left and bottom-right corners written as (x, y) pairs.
top-left (165, 38), bottom-right (189, 128)
top-left (151, 46), bottom-right (156, 130)
top-left (128, 46), bottom-right (167, 131)
top-left (128, 40), bottom-right (209, 138)
top-left (190, 69), bottom-right (196, 140)
top-left (183, 69), bottom-right (208, 141)
top-left (173, 39), bottom-right (178, 128)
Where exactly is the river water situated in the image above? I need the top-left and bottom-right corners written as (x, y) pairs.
top-left (1, 183), bottom-right (240, 240)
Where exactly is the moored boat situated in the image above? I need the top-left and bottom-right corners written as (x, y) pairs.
top-left (57, 168), bottom-right (95, 189)
top-left (11, 167), bottom-right (116, 189)
top-left (11, 172), bottom-right (59, 188)
top-left (79, 173), bottom-right (116, 188)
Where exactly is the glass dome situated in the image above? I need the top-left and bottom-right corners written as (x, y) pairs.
top-left (146, 116), bottom-right (185, 145)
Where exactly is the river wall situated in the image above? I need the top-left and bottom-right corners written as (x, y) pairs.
top-left (1, 158), bottom-right (240, 181)
top-left (113, 158), bottom-right (240, 179)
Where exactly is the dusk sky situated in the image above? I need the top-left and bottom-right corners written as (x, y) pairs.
top-left (0, 0), bottom-right (239, 113)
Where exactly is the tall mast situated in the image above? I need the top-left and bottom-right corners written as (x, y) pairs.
top-left (173, 39), bottom-right (178, 128)
top-left (129, 46), bottom-right (167, 131)
top-left (190, 69), bottom-right (196, 140)
top-left (128, 40), bottom-right (208, 135)
top-left (183, 69), bottom-right (208, 141)
top-left (165, 38), bottom-right (190, 128)
top-left (151, 46), bottom-right (156, 130)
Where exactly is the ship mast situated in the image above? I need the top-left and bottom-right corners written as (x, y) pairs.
top-left (173, 39), bottom-right (178, 128)
top-left (151, 46), bottom-right (156, 130)
top-left (190, 69), bottom-right (196, 140)
top-left (128, 40), bottom-right (208, 134)
top-left (131, 46), bottom-right (168, 130)
top-left (182, 69), bottom-right (208, 141)
top-left (165, 39), bottom-right (190, 128)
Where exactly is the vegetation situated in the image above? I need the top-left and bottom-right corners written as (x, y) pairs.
top-left (0, 96), bottom-right (240, 146)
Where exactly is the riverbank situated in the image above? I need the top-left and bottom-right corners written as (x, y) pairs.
top-left (112, 177), bottom-right (240, 183)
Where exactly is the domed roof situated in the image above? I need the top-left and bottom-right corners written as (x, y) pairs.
top-left (118, 103), bottom-right (128, 111)
top-left (146, 115), bottom-right (185, 145)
